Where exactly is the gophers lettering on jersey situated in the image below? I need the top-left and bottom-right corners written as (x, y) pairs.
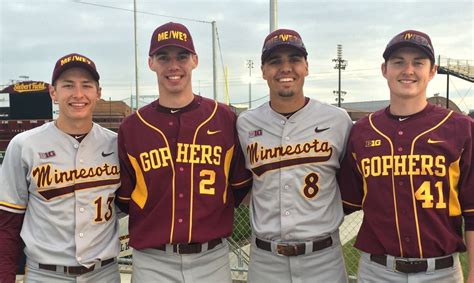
top-left (360, 154), bottom-right (446, 178)
top-left (32, 163), bottom-right (120, 200)
top-left (139, 143), bottom-right (222, 172)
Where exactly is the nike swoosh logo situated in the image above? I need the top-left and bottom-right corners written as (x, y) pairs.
top-left (427, 139), bottom-right (445, 144)
top-left (102, 151), bottom-right (114, 157)
top-left (170, 109), bottom-right (180, 113)
top-left (315, 127), bottom-right (330, 133)
top-left (207, 130), bottom-right (221, 135)
top-left (398, 117), bottom-right (409, 122)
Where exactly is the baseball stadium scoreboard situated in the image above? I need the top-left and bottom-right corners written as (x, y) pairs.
top-left (0, 81), bottom-right (53, 162)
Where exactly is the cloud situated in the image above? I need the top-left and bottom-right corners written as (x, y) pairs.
top-left (0, 0), bottom-right (472, 111)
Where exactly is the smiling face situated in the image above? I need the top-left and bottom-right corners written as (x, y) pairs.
top-left (261, 46), bottom-right (308, 100)
top-left (50, 67), bottom-right (101, 128)
top-left (148, 46), bottom-right (198, 98)
top-left (382, 47), bottom-right (437, 102)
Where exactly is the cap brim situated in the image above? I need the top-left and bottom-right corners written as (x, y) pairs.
top-left (149, 44), bottom-right (196, 56)
top-left (383, 42), bottom-right (434, 61)
top-left (261, 44), bottom-right (308, 63)
top-left (52, 62), bottom-right (100, 84)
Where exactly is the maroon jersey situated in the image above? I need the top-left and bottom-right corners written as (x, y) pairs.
top-left (117, 95), bottom-right (252, 249)
top-left (339, 104), bottom-right (474, 258)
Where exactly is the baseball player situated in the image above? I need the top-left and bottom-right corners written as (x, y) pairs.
top-left (115, 22), bottom-right (252, 282)
top-left (0, 53), bottom-right (121, 283)
top-left (237, 28), bottom-right (352, 282)
top-left (338, 30), bottom-right (474, 283)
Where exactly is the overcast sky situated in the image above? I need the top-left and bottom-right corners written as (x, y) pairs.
top-left (1, 0), bottom-right (473, 112)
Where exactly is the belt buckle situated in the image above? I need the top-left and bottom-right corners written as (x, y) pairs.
top-left (395, 259), bottom-right (426, 273)
top-left (176, 243), bottom-right (185, 254)
top-left (276, 243), bottom-right (298, 256)
top-left (394, 258), bottom-right (409, 272)
top-left (65, 265), bottom-right (91, 276)
top-left (176, 243), bottom-right (200, 254)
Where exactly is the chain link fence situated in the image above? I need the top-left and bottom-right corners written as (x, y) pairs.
top-left (230, 205), bottom-right (364, 282)
top-left (230, 206), bottom-right (469, 282)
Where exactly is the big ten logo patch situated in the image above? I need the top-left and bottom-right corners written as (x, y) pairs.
top-left (249, 129), bottom-right (262, 138)
top-left (365, 139), bottom-right (381, 148)
top-left (38, 150), bottom-right (56, 159)
top-left (158, 30), bottom-right (188, 42)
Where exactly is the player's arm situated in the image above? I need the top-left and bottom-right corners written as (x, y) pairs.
top-left (115, 125), bottom-right (135, 214)
top-left (337, 129), bottom-right (364, 215)
top-left (229, 124), bottom-right (253, 207)
top-left (0, 210), bottom-right (24, 282)
top-left (0, 135), bottom-right (29, 282)
top-left (461, 118), bottom-right (474, 283)
top-left (232, 177), bottom-right (252, 207)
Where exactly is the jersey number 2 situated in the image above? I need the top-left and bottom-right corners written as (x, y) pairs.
top-left (199, 170), bottom-right (216, 195)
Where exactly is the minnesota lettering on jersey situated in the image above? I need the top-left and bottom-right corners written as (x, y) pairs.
top-left (247, 139), bottom-right (333, 176)
top-left (139, 142), bottom-right (222, 172)
top-left (32, 163), bottom-right (120, 200)
top-left (360, 154), bottom-right (446, 177)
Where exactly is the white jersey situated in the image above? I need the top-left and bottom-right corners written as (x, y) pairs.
top-left (237, 99), bottom-right (352, 241)
top-left (0, 122), bottom-right (120, 267)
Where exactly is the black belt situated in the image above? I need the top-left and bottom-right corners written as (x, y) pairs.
top-left (155, 238), bottom-right (222, 254)
top-left (370, 254), bottom-right (454, 273)
top-left (256, 236), bottom-right (333, 256)
top-left (38, 258), bottom-right (115, 276)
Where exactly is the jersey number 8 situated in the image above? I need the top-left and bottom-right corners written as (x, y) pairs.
top-left (302, 172), bottom-right (320, 199)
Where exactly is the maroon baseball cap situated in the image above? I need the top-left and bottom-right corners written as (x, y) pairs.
top-left (383, 30), bottom-right (435, 62)
top-left (51, 53), bottom-right (100, 84)
top-left (149, 22), bottom-right (196, 56)
top-left (261, 28), bottom-right (308, 64)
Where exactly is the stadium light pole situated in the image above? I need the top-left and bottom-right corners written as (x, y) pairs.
top-left (332, 44), bottom-right (347, 107)
top-left (270, 0), bottom-right (278, 32)
top-left (445, 58), bottom-right (450, 109)
top-left (247, 60), bottom-right (254, 109)
top-left (133, 0), bottom-right (139, 110)
top-left (212, 21), bottom-right (218, 101)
